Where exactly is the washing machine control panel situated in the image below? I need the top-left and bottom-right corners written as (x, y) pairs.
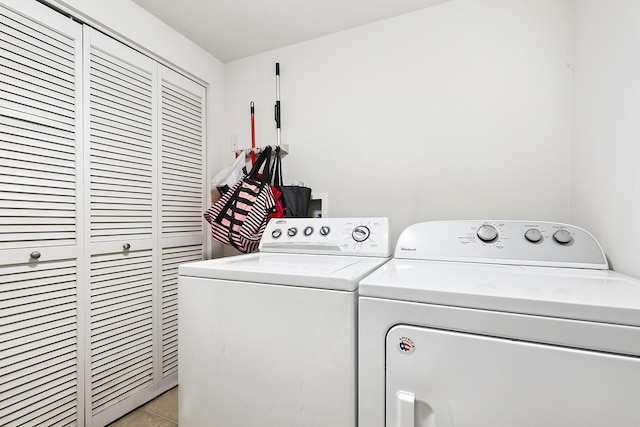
top-left (260, 217), bottom-right (391, 257)
top-left (395, 220), bottom-right (608, 269)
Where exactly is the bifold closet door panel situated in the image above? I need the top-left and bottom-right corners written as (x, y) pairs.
top-left (85, 29), bottom-right (157, 245)
top-left (158, 66), bottom-right (206, 387)
top-left (83, 27), bottom-right (159, 426)
top-left (159, 66), bottom-right (205, 241)
top-left (159, 243), bottom-right (202, 383)
top-left (0, 1), bottom-right (84, 426)
top-left (0, 0), bottom-right (83, 257)
top-left (0, 258), bottom-right (80, 427)
top-left (88, 247), bottom-right (154, 414)
top-left (0, 0), bottom-right (79, 129)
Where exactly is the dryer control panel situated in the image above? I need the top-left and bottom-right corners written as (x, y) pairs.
top-left (395, 220), bottom-right (608, 269)
top-left (260, 217), bottom-right (391, 257)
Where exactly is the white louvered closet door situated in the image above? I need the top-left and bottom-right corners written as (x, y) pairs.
top-left (157, 66), bottom-right (205, 389)
top-left (83, 28), bottom-right (159, 426)
top-left (0, 1), bottom-right (83, 426)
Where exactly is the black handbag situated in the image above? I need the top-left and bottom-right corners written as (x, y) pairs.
top-left (272, 146), bottom-right (312, 218)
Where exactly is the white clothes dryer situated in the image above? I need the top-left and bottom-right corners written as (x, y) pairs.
top-left (178, 217), bottom-right (390, 427)
top-left (359, 220), bottom-right (640, 427)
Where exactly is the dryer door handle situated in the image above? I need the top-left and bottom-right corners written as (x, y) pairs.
top-left (396, 391), bottom-right (415, 427)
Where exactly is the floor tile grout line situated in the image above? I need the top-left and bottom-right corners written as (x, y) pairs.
top-left (143, 409), bottom-right (178, 423)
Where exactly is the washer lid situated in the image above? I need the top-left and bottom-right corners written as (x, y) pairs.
top-left (360, 259), bottom-right (640, 327)
top-left (179, 253), bottom-right (390, 291)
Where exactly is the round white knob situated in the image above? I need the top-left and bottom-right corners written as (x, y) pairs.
top-left (524, 228), bottom-right (542, 243)
top-left (304, 226), bottom-right (314, 236)
top-left (319, 226), bottom-right (330, 236)
top-left (477, 225), bottom-right (498, 242)
top-left (271, 228), bottom-right (282, 239)
top-left (352, 226), bottom-right (371, 242)
top-left (553, 229), bottom-right (572, 244)
top-left (287, 227), bottom-right (298, 237)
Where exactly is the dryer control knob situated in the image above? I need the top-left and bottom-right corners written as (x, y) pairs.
top-left (525, 228), bottom-right (543, 243)
top-left (477, 224), bottom-right (498, 242)
top-left (287, 227), bottom-right (298, 237)
top-left (271, 228), bottom-right (282, 239)
top-left (319, 226), bottom-right (331, 236)
top-left (352, 225), bottom-right (371, 242)
top-left (553, 229), bottom-right (572, 244)
top-left (304, 226), bottom-right (314, 236)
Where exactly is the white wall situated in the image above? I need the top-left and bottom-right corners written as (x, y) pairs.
top-left (572, 0), bottom-right (640, 279)
top-left (47, 0), bottom-right (639, 276)
top-left (46, 0), bottom-right (227, 256)
top-left (224, 0), bottom-right (574, 242)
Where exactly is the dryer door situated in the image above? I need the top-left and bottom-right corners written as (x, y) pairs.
top-left (386, 325), bottom-right (640, 427)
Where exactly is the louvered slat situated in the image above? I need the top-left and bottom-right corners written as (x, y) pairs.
top-left (161, 245), bottom-right (202, 377)
top-left (89, 46), bottom-right (154, 243)
top-left (90, 249), bottom-right (154, 415)
top-left (0, 259), bottom-right (78, 427)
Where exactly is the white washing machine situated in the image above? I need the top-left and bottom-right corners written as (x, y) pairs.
top-left (359, 220), bottom-right (640, 427)
top-left (178, 217), bottom-right (390, 427)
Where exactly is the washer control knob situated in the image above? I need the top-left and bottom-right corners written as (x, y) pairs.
top-left (524, 228), bottom-right (543, 243)
top-left (352, 225), bottom-right (371, 242)
top-left (553, 229), bottom-right (572, 244)
top-left (304, 226), bottom-right (314, 237)
top-left (477, 224), bottom-right (498, 243)
top-left (271, 228), bottom-right (282, 239)
top-left (319, 226), bottom-right (331, 236)
top-left (287, 227), bottom-right (298, 237)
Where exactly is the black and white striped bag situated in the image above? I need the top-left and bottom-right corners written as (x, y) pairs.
top-left (204, 146), bottom-right (276, 253)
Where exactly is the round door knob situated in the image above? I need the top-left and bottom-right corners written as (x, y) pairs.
top-left (123, 243), bottom-right (131, 250)
top-left (553, 230), bottom-right (572, 244)
top-left (30, 251), bottom-right (41, 260)
top-left (477, 224), bottom-right (498, 242)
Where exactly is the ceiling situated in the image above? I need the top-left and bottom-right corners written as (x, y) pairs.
top-left (130, 0), bottom-right (450, 63)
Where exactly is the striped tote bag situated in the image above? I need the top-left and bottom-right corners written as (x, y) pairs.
top-left (204, 147), bottom-right (276, 253)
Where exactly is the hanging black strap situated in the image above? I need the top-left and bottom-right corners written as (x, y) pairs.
top-left (272, 146), bottom-right (283, 187)
top-left (247, 145), bottom-right (273, 183)
top-left (214, 146), bottom-right (273, 225)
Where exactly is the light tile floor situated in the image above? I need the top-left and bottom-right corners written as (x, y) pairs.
top-left (107, 387), bottom-right (178, 427)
